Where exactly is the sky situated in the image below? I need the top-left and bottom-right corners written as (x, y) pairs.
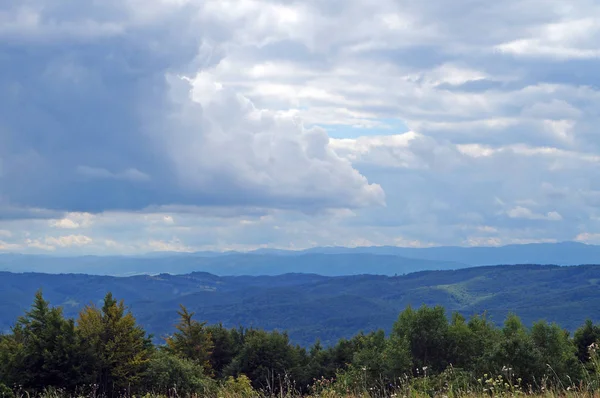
top-left (1, 0), bottom-right (600, 254)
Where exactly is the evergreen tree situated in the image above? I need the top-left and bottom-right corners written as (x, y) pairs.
top-left (77, 292), bottom-right (152, 396)
top-left (207, 323), bottom-right (239, 378)
top-left (166, 305), bottom-right (214, 374)
top-left (0, 291), bottom-right (86, 392)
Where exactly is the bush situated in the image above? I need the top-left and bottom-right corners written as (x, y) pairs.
top-left (220, 375), bottom-right (256, 398)
top-left (143, 350), bottom-right (214, 397)
top-left (0, 384), bottom-right (13, 398)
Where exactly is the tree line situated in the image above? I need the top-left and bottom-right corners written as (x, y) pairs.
top-left (2, 291), bottom-right (600, 397)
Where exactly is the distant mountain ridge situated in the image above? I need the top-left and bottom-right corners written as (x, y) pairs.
top-left (0, 252), bottom-right (467, 276)
top-left (266, 241), bottom-right (600, 265)
top-left (1, 241), bottom-right (599, 276)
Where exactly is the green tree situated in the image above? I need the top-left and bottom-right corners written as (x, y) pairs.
top-left (0, 291), bottom-right (87, 392)
top-left (350, 329), bottom-right (412, 385)
top-left (574, 319), bottom-right (600, 364)
top-left (207, 323), bottom-right (238, 378)
top-left (392, 305), bottom-right (450, 372)
top-left (142, 350), bottom-right (213, 396)
top-left (226, 330), bottom-right (306, 392)
top-left (382, 335), bottom-right (413, 378)
top-left (531, 321), bottom-right (581, 383)
top-left (446, 312), bottom-right (500, 373)
top-left (464, 313), bottom-right (501, 374)
top-left (351, 331), bottom-right (387, 382)
top-left (166, 305), bottom-right (214, 374)
top-left (78, 292), bottom-right (152, 395)
top-left (0, 382), bottom-right (13, 398)
top-left (488, 314), bottom-right (543, 385)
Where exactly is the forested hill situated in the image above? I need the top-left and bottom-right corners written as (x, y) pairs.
top-left (3, 263), bottom-right (600, 346)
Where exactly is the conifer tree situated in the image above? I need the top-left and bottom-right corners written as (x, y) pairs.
top-left (77, 292), bottom-right (152, 395)
top-left (0, 291), bottom-right (85, 391)
top-left (166, 305), bottom-right (214, 374)
top-left (207, 323), bottom-right (238, 378)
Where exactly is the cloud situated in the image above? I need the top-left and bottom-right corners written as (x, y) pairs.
top-left (506, 206), bottom-right (563, 221)
top-left (49, 213), bottom-right (95, 229)
top-left (25, 239), bottom-right (55, 251)
top-left (76, 166), bottom-right (151, 182)
top-left (50, 218), bottom-right (80, 229)
top-left (1, 0), bottom-right (600, 252)
top-left (147, 238), bottom-right (194, 253)
top-left (45, 234), bottom-right (93, 248)
top-left (20, 234), bottom-right (93, 251)
top-left (575, 233), bottom-right (600, 244)
top-left (495, 18), bottom-right (600, 59)
top-left (0, 0), bottom-right (383, 217)
top-left (0, 240), bottom-right (20, 251)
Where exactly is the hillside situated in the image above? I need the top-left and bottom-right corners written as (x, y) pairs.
top-left (3, 264), bottom-right (600, 346)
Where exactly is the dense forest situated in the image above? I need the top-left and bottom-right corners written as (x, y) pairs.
top-left (5, 264), bottom-right (600, 348)
top-left (3, 291), bottom-right (600, 397)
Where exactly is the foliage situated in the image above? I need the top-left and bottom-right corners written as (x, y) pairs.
top-left (221, 375), bottom-right (256, 398)
top-left (392, 305), bottom-right (450, 372)
top-left (5, 291), bottom-right (600, 397)
top-left (77, 292), bottom-right (153, 395)
top-left (208, 323), bottom-right (240, 378)
top-left (165, 305), bottom-right (214, 374)
top-left (0, 291), bottom-right (88, 392)
top-left (142, 350), bottom-right (214, 396)
top-left (0, 383), bottom-right (13, 398)
top-left (224, 329), bottom-right (307, 393)
top-left (7, 264), bottom-right (600, 348)
top-left (574, 319), bottom-right (600, 364)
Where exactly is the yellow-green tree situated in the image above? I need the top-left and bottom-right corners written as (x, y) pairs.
top-left (77, 293), bottom-right (152, 395)
top-left (166, 305), bottom-right (214, 374)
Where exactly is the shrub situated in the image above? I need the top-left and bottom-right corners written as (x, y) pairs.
top-left (220, 375), bottom-right (256, 398)
top-left (0, 384), bottom-right (13, 398)
top-left (143, 350), bottom-right (214, 397)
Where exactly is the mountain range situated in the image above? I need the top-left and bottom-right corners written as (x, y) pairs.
top-left (1, 241), bottom-right (599, 276)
